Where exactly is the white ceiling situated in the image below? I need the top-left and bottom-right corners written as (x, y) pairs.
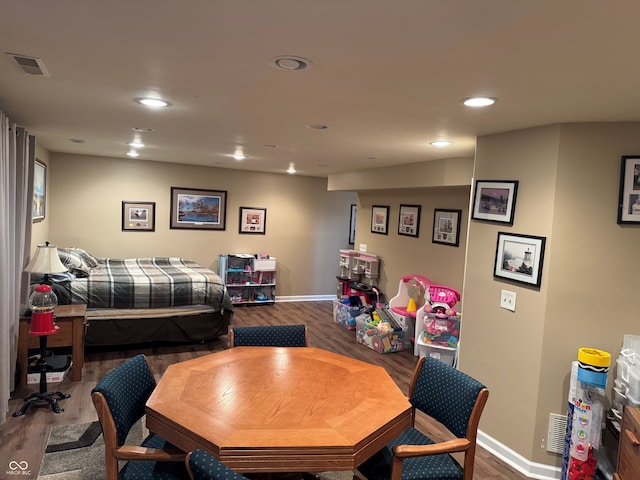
top-left (2, 1), bottom-right (640, 177)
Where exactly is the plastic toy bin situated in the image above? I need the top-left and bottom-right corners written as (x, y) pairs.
top-left (332, 299), bottom-right (361, 330)
top-left (355, 315), bottom-right (406, 353)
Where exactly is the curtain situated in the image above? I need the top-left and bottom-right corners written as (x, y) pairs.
top-left (0, 111), bottom-right (33, 423)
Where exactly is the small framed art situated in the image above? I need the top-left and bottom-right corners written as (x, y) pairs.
top-left (398, 204), bottom-right (421, 237)
top-left (349, 204), bottom-right (356, 244)
top-left (32, 160), bottom-right (46, 222)
top-left (493, 232), bottom-right (546, 287)
top-left (617, 155), bottom-right (640, 224)
top-left (239, 206), bottom-right (266, 234)
top-left (170, 187), bottom-right (227, 230)
top-left (432, 209), bottom-right (462, 247)
top-left (122, 201), bottom-right (156, 231)
top-left (471, 180), bottom-right (518, 225)
top-left (371, 205), bottom-right (389, 235)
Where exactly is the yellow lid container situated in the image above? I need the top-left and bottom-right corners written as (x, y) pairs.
top-left (578, 348), bottom-right (611, 368)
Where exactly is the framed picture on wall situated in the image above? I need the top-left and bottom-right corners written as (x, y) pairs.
top-left (122, 201), bottom-right (156, 232)
top-left (239, 206), bottom-right (266, 234)
top-left (493, 232), bottom-right (546, 287)
top-left (398, 204), bottom-right (421, 237)
top-left (170, 187), bottom-right (227, 230)
top-left (349, 204), bottom-right (356, 244)
top-left (471, 180), bottom-right (518, 225)
top-left (371, 205), bottom-right (389, 235)
top-left (32, 160), bottom-right (46, 222)
top-left (617, 155), bottom-right (640, 224)
top-left (432, 209), bottom-right (462, 247)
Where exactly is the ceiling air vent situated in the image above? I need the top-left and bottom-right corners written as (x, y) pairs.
top-left (7, 53), bottom-right (50, 76)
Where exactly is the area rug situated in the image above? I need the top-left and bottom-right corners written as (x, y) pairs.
top-left (38, 419), bottom-right (144, 480)
top-left (38, 420), bottom-right (353, 480)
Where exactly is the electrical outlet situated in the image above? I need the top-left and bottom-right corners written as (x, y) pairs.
top-left (359, 244), bottom-right (367, 252)
top-left (500, 290), bottom-right (516, 311)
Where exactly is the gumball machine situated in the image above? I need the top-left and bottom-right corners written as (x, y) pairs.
top-left (14, 243), bottom-right (70, 417)
top-left (29, 284), bottom-right (60, 336)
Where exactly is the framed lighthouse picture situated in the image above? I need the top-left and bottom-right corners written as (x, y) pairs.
top-left (493, 232), bottom-right (546, 287)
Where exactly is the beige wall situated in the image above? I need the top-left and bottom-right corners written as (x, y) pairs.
top-left (353, 188), bottom-right (470, 304)
top-left (462, 123), bottom-right (640, 466)
top-left (45, 153), bottom-right (356, 297)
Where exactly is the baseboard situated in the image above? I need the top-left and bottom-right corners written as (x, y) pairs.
top-left (275, 295), bottom-right (335, 302)
top-left (477, 430), bottom-right (562, 480)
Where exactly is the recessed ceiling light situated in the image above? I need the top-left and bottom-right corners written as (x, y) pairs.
top-left (430, 141), bottom-right (452, 147)
top-left (126, 150), bottom-right (140, 157)
top-left (129, 141), bottom-right (145, 148)
top-left (131, 126), bottom-right (154, 133)
top-left (270, 55), bottom-right (312, 71)
top-left (307, 124), bottom-right (328, 130)
top-left (287, 163), bottom-right (297, 174)
top-left (462, 96), bottom-right (497, 107)
top-left (135, 97), bottom-right (171, 108)
top-left (231, 153), bottom-right (247, 160)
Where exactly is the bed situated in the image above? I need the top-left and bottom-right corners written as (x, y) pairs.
top-left (33, 248), bottom-right (233, 347)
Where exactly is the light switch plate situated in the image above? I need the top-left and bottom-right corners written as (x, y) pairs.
top-left (500, 290), bottom-right (516, 311)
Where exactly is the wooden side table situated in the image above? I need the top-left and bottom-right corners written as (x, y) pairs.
top-left (18, 304), bottom-right (88, 386)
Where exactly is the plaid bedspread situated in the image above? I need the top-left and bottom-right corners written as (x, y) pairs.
top-left (51, 257), bottom-right (232, 310)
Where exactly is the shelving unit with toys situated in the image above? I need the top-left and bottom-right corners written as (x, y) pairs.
top-left (218, 254), bottom-right (276, 306)
top-left (414, 284), bottom-right (461, 366)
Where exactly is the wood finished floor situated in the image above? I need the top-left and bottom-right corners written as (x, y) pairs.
top-left (1, 301), bottom-right (529, 479)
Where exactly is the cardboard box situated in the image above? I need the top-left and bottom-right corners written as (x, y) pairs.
top-left (27, 365), bottom-right (70, 384)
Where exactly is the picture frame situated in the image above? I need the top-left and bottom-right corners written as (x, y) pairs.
top-left (371, 205), bottom-right (389, 235)
top-left (122, 201), bottom-right (156, 232)
top-left (493, 232), bottom-right (546, 287)
top-left (471, 180), bottom-right (519, 225)
top-left (617, 155), bottom-right (640, 224)
top-left (170, 187), bottom-right (227, 230)
top-left (32, 160), bottom-right (46, 222)
top-left (398, 204), bottom-right (421, 238)
top-left (432, 209), bottom-right (462, 247)
top-left (239, 206), bottom-right (266, 234)
top-left (349, 204), bottom-right (356, 244)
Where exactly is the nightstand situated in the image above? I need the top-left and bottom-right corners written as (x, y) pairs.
top-left (18, 304), bottom-right (88, 385)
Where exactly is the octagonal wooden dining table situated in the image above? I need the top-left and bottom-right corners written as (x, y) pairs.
top-left (145, 346), bottom-right (412, 473)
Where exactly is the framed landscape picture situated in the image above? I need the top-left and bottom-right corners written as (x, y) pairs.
top-left (32, 160), bottom-right (46, 222)
top-left (170, 187), bottom-right (227, 230)
top-left (432, 209), bottom-right (462, 247)
top-left (471, 180), bottom-right (518, 225)
top-left (239, 206), bottom-right (266, 234)
top-left (493, 232), bottom-right (546, 287)
top-left (122, 201), bottom-right (156, 231)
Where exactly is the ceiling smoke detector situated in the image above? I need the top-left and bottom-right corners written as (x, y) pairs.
top-left (270, 55), bottom-right (312, 71)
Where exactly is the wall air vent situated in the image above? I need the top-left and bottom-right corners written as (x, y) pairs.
top-left (547, 413), bottom-right (567, 454)
top-left (6, 53), bottom-right (50, 76)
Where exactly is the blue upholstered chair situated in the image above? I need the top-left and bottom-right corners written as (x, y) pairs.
top-left (356, 356), bottom-right (489, 480)
top-left (91, 354), bottom-right (189, 480)
top-left (186, 450), bottom-right (248, 480)
top-left (229, 324), bottom-right (308, 347)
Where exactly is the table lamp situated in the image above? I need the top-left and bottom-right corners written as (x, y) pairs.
top-left (13, 242), bottom-right (70, 417)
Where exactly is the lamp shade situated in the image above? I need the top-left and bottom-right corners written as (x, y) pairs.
top-left (24, 242), bottom-right (67, 274)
